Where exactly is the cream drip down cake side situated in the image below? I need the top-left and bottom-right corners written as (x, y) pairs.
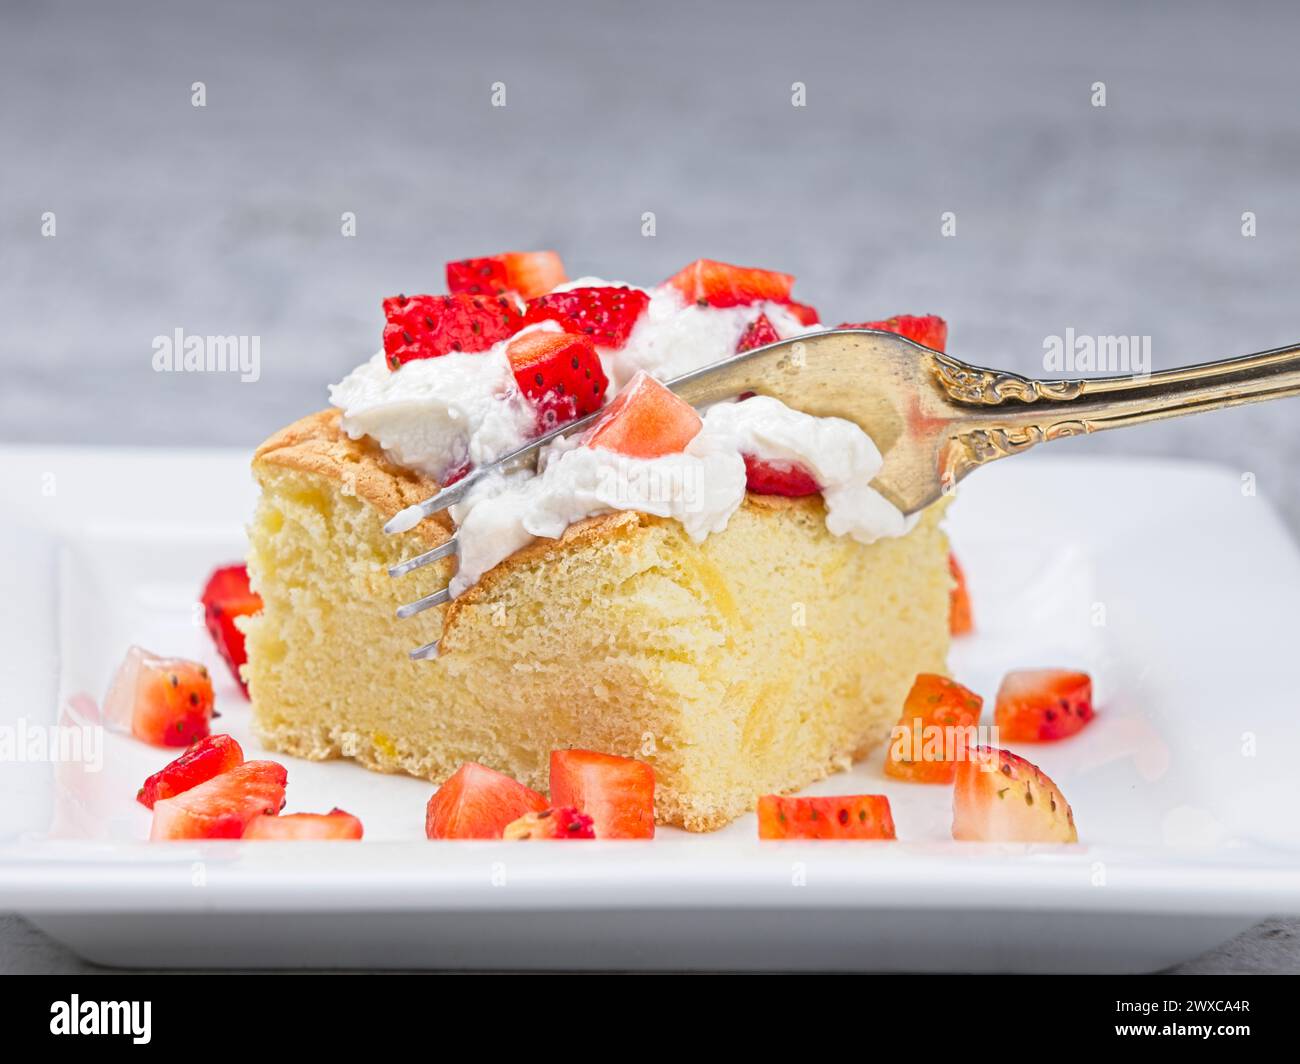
top-left (241, 254), bottom-right (955, 831)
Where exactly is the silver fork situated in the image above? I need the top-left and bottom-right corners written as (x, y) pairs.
top-left (386, 328), bottom-right (1300, 659)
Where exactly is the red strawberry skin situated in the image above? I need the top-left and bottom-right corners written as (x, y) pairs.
top-left (201, 564), bottom-right (261, 696)
top-left (549, 749), bottom-right (656, 839)
top-left (664, 258), bottom-right (795, 308)
top-left (757, 795), bottom-right (896, 840)
top-left (131, 660), bottom-right (214, 747)
top-left (838, 314), bottom-right (948, 352)
top-left (383, 293), bottom-right (524, 368)
top-left (505, 329), bottom-right (609, 430)
top-left (138, 733), bottom-right (244, 809)
top-left (149, 760), bottom-right (288, 840)
top-left (446, 251), bottom-right (566, 300)
top-left (785, 301), bottom-right (821, 326)
top-left (995, 669), bottom-right (1094, 742)
top-left (742, 454), bottom-right (820, 497)
top-left (736, 313), bottom-right (781, 353)
top-left (425, 762), bottom-right (548, 840)
top-left (502, 806), bottom-right (596, 840)
top-left (523, 286), bottom-right (650, 350)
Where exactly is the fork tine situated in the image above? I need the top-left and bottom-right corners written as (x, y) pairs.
top-left (409, 639), bottom-right (440, 661)
top-left (384, 477), bottom-right (478, 534)
top-left (388, 535), bottom-right (458, 578)
top-left (396, 585), bottom-right (452, 619)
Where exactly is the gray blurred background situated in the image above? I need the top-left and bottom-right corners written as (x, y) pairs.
top-left (1, 0), bottom-right (1297, 972)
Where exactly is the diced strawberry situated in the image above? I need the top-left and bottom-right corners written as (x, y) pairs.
top-left (885, 673), bottom-right (983, 784)
top-left (952, 746), bottom-right (1077, 842)
top-left (664, 258), bottom-right (795, 308)
top-left (242, 808), bottom-right (364, 840)
top-left (838, 314), bottom-right (948, 353)
top-left (742, 454), bottom-right (820, 497)
top-left (523, 286), bottom-right (650, 349)
top-left (104, 647), bottom-right (214, 747)
top-left (785, 301), bottom-right (821, 326)
top-left (502, 806), bottom-right (596, 840)
top-left (446, 251), bottom-right (567, 300)
top-left (583, 371), bottom-right (701, 459)
top-left (994, 669), bottom-right (1094, 742)
top-left (201, 563), bottom-right (261, 696)
top-left (549, 749), bottom-right (655, 839)
top-left (149, 760), bottom-right (288, 840)
top-left (424, 762), bottom-right (548, 840)
top-left (505, 329), bottom-right (609, 430)
top-left (383, 293), bottom-right (524, 368)
top-left (736, 313), bottom-right (781, 353)
top-left (137, 733), bottom-right (244, 809)
top-left (949, 551), bottom-right (973, 637)
top-left (757, 795), bottom-right (896, 840)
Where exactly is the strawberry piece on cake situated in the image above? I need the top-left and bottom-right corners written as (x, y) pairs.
top-left (664, 258), bottom-right (795, 308)
top-left (505, 329), bottom-right (609, 429)
top-left (742, 454), bottom-right (820, 497)
top-left (952, 747), bottom-right (1077, 842)
top-left (446, 251), bottom-right (567, 300)
top-left (523, 286), bottom-right (650, 349)
top-left (757, 795), bottom-right (896, 840)
top-left (583, 370), bottom-right (701, 459)
top-left (149, 760), bottom-right (288, 840)
top-left (201, 563), bottom-right (261, 696)
top-left (137, 733), bottom-right (244, 808)
top-left (383, 293), bottom-right (524, 368)
top-left (103, 647), bottom-right (215, 748)
top-left (424, 762), bottom-right (548, 840)
top-left (994, 669), bottom-right (1094, 742)
top-left (242, 808), bottom-right (364, 840)
top-left (948, 552), bottom-right (973, 636)
top-left (549, 749), bottom-right (655, 839)
top-left (838, 314), bottom-right (948, 353)
top-left (736, 312), bottom-right (781, 353)
top-left (884, 673), bottom-right (983, 784)
top-left (785, 301), bottom-right (821, 326)
top-left (502, 806), bottom-right (596, 840)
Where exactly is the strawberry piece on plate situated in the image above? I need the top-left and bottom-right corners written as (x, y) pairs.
top-left (103, 646), bottom-right (214, 747)
top-left (736, 312), bottom-right (781, 353)
top-left (243, 808), bottom-right (364, 840)
top-left (948, 551), bottom-right (973, 636)
top-left (742, 454), bottom-right (820, 497)
top-left (502, 806), bottom-right (596, 840)
top-left (583, 370), bottom-right (701, 459)
top-left (505, 329), bottom-right (609, 430)
top-left (150, 760), bottom-right (288, 840)
top-left (838, 314), bottom-right (948, 353)
top-left (994, 669), bottom-right (1094, 742)
top-left (382, 292), bottom-right (524, 368)
top-left (446, 250), bottom-right (567, 300)
top-left (664, 258), bottom-right (795, 308)
top-left (523, 286), bottom-right (650, 349)
top-left (757, 795), bottom-right (896, 839)
top-left (424, 762), bottom-right (548, 840)
top-left (785, 300), bottom-right (821, 326)
top-left (953, 746), bottom-right (1077, 842)
top-left (137, 733), bottom-right (244, 809)
top-left (885, 673), bottom-right (983, 784)
top-left (201, 563), bottom-right (261, 696)
top-left (549, 749), bottom-right (655, 838)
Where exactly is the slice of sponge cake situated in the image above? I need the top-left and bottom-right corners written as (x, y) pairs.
top-left (244, 409), bottom-right (951, 831)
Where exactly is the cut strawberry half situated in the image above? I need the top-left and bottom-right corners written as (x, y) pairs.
top-left (785, 301), bottom-right (821, 327)
top-left (137, 733), bottom-right (244, 809)
top-left (201, 563), bottom-right (261, 696)
top-left (523, 286), bottom-right (650, 349)
top-left (103, 647), bottom-right (214, 747)
top-left (445, 251), bottom-right (566, 300)
top-left (884, 673), bottom-right (983, 784)
top-left (424, 762), bottom-right (548, 840)
top-left (838, 314), bottom-right (948, 353)
top-left (583, 370), bottom-right (701, 459)
top-left (505, 329), bottom-right (609, 430)
top-left (382, 292), bottom-right (524, 368)
top-left (994, 669), bottom-right (1094, 742)
top-left (149, 760), bottom-right (288, 840)
top-left (742, 454), bottom-right (820, 497)
top-left (502, 806), bottom-right (596, 840)
top-left (664, 258), bottom-right (795, 308)
top-left (242, 808), bottom-right (364, 840)
top-left (948, 551), bottom-right (973, 637)
top-left (952, 746), bottom-right (1077, 842)
top-left (736, 313), bottom-right (781, 353)
top-left (757, 795), bottom-right (896, 840)
top-left (549, 749), bottom-right (655, 839)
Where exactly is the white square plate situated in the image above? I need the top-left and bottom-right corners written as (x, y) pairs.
top-left (1, 445), bottom-right (1297, 972)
